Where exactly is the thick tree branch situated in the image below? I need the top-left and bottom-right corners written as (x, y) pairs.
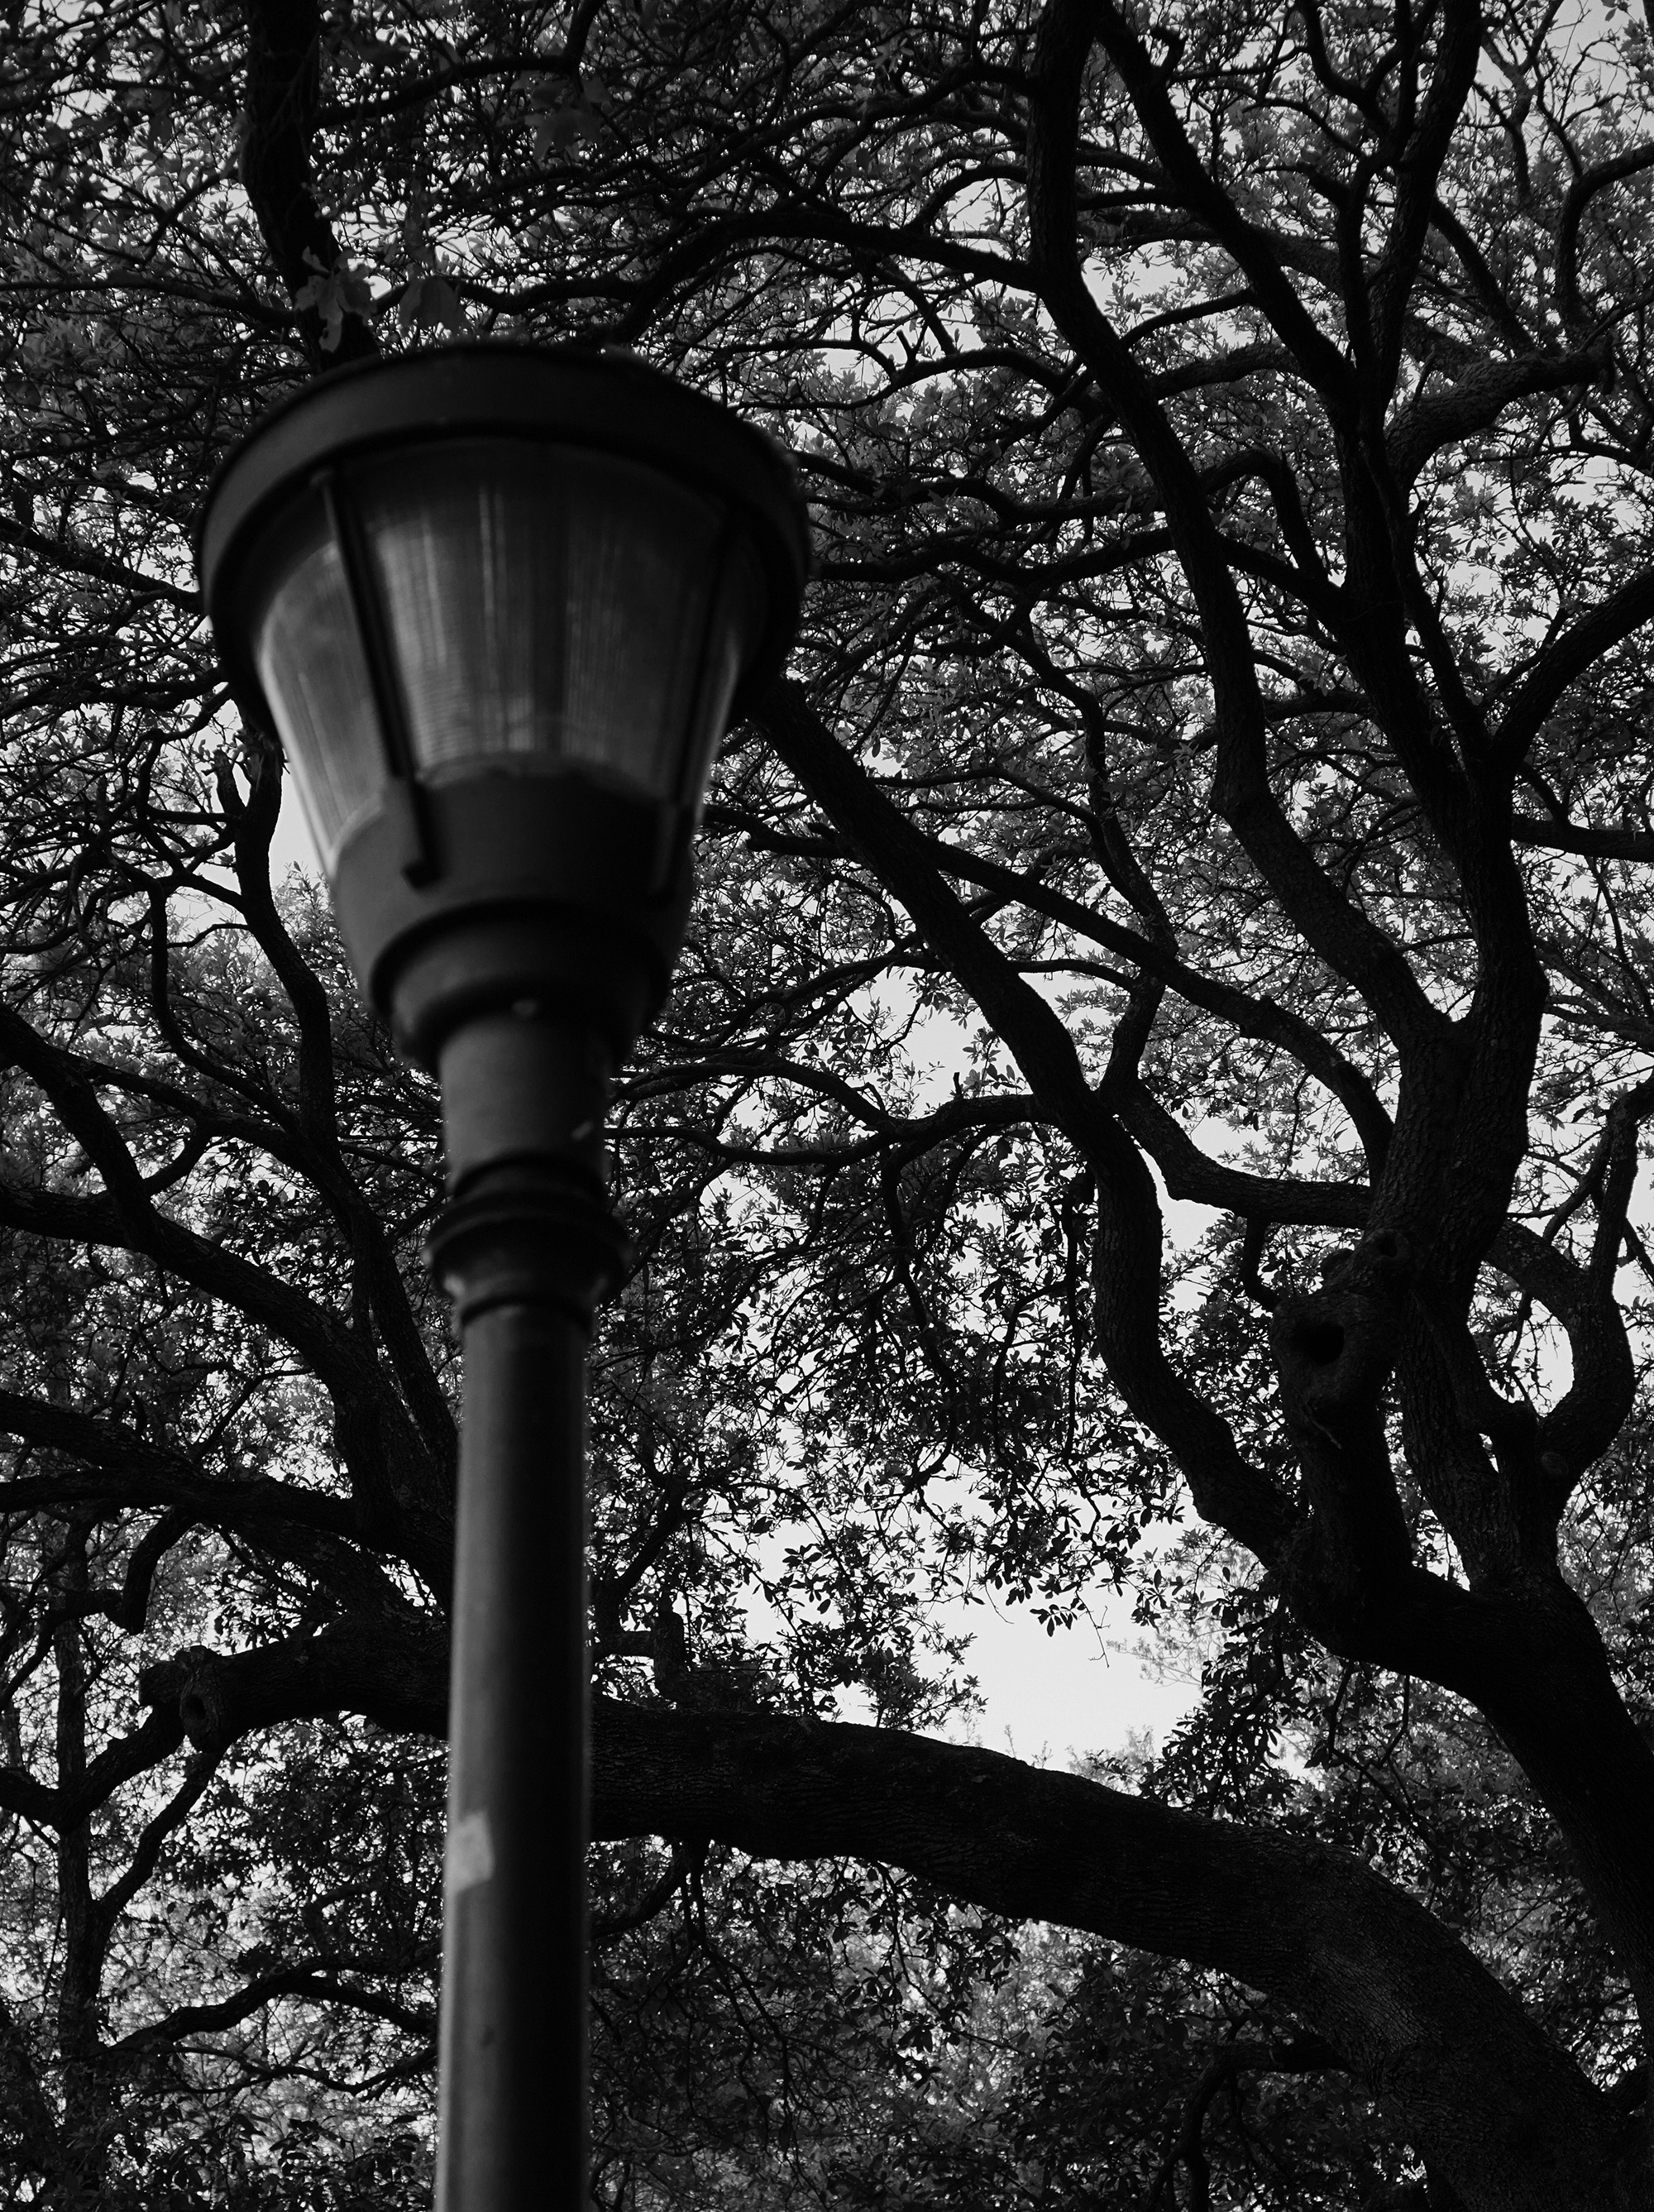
top-left (1271, 1235), bottom-right (1415, 1637)
top-left (590, 1701), bottom-right (1629, 2210)
top-left (1510, 814), bottom-right (1654, 864)
top-left (138, 1617), bottom-right (447, 1756)
top-left (239, 0), bottom-right (379, 364)
top-left (1387, 349), bottom-right (1608, 489)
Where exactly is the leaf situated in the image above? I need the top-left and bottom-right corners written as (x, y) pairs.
top-left (295, 252), bottom-right (375, 352)
top-left (398, 272), bottom-right (465, 336)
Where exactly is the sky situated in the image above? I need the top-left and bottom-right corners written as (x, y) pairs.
top-left (928, 1586), bottom-right (1201, 1767)
top-left (270, 778), bottom-right (324, 879)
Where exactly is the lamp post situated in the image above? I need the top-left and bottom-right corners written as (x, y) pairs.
top-left (198, 346), bottom-right (808, 2208)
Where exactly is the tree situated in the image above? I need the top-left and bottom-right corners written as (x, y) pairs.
top-left (5, 0), bottom-right (1654, 2199)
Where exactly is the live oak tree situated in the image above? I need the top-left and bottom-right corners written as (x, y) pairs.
top-left (7, 0), bottom-right (1654, 2201)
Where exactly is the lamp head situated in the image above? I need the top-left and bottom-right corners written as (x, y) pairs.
top-left (198, 345), bottom-right (809, 1070)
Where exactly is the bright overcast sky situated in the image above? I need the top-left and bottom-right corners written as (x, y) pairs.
top-left (928, 1587), bottom-right (1201, 1769)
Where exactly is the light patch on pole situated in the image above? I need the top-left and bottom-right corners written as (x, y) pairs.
top-left (447, 1808), bottom-right (496, 1894)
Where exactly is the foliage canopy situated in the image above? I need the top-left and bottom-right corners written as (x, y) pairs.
top-left (6, 0), bottom-right (1654, 2201)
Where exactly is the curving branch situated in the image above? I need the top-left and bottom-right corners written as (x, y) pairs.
top-left (0, 1391), bottom-right (361, 1544)
top-left (1147, 2034), bottom-right (1346, 2211)
top-left (930, 864), bottom-right (1395, 1163)
top-left (0, 512), bottom-right (198, 615)
top-left (0, 1005), bottom-right (451, 1587)
top-left (590, 1839), bottom-right (701, 1944)
top-left (112, 1955), bottom-right (434, 2054)
top-left (1025, 0), bottom-right (1450, 1057)
top-left (756, 680), bottom-right (1298, 1567)
top-left (1076, 0), bottom-right (1354, 409)
top-left (1497, 567), bottom-right (1654, 764)
top-left (93, 1750), bottom-right (221, 1938)
top-left (224, 744), bottom-right (456, 1472)
top-left (590, 1700), bottom-right (1630, 2211)
top-left (1556, 142), bottom-right (1654, 330)
top-left (0, 1706), bottom-right (186, 1835)
top-left (1111, 1080), bottom-right (1370, 1231)
top-left (1366, 0), bottom-right (1483, 394)
top-left (0, 1003), bottom-right (355, 1381)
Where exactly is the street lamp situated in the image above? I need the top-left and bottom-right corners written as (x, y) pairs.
top-left (198, 345), bottom-right (808, 2209)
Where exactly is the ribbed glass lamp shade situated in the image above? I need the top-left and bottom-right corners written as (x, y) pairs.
top-left (248, 440), bottom-right (763, 874)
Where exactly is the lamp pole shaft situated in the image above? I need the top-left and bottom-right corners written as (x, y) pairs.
top-left (424, 1014), bottom-right (624, 2210)
top-left (437, 1289), bottom-right (589, 2208)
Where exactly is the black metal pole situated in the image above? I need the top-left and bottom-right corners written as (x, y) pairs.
top-left (437, 1290), bottom-right (586, 2205)
top-left (426, 1013), bottom-right (623, 2212)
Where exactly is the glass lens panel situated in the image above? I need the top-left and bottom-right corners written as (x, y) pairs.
top-left (251, 499), bottom-right (385, 873)
top-left (681, 539), bottom-right (767, 816)
top-left (350, 441), bottom-right (724, 800)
